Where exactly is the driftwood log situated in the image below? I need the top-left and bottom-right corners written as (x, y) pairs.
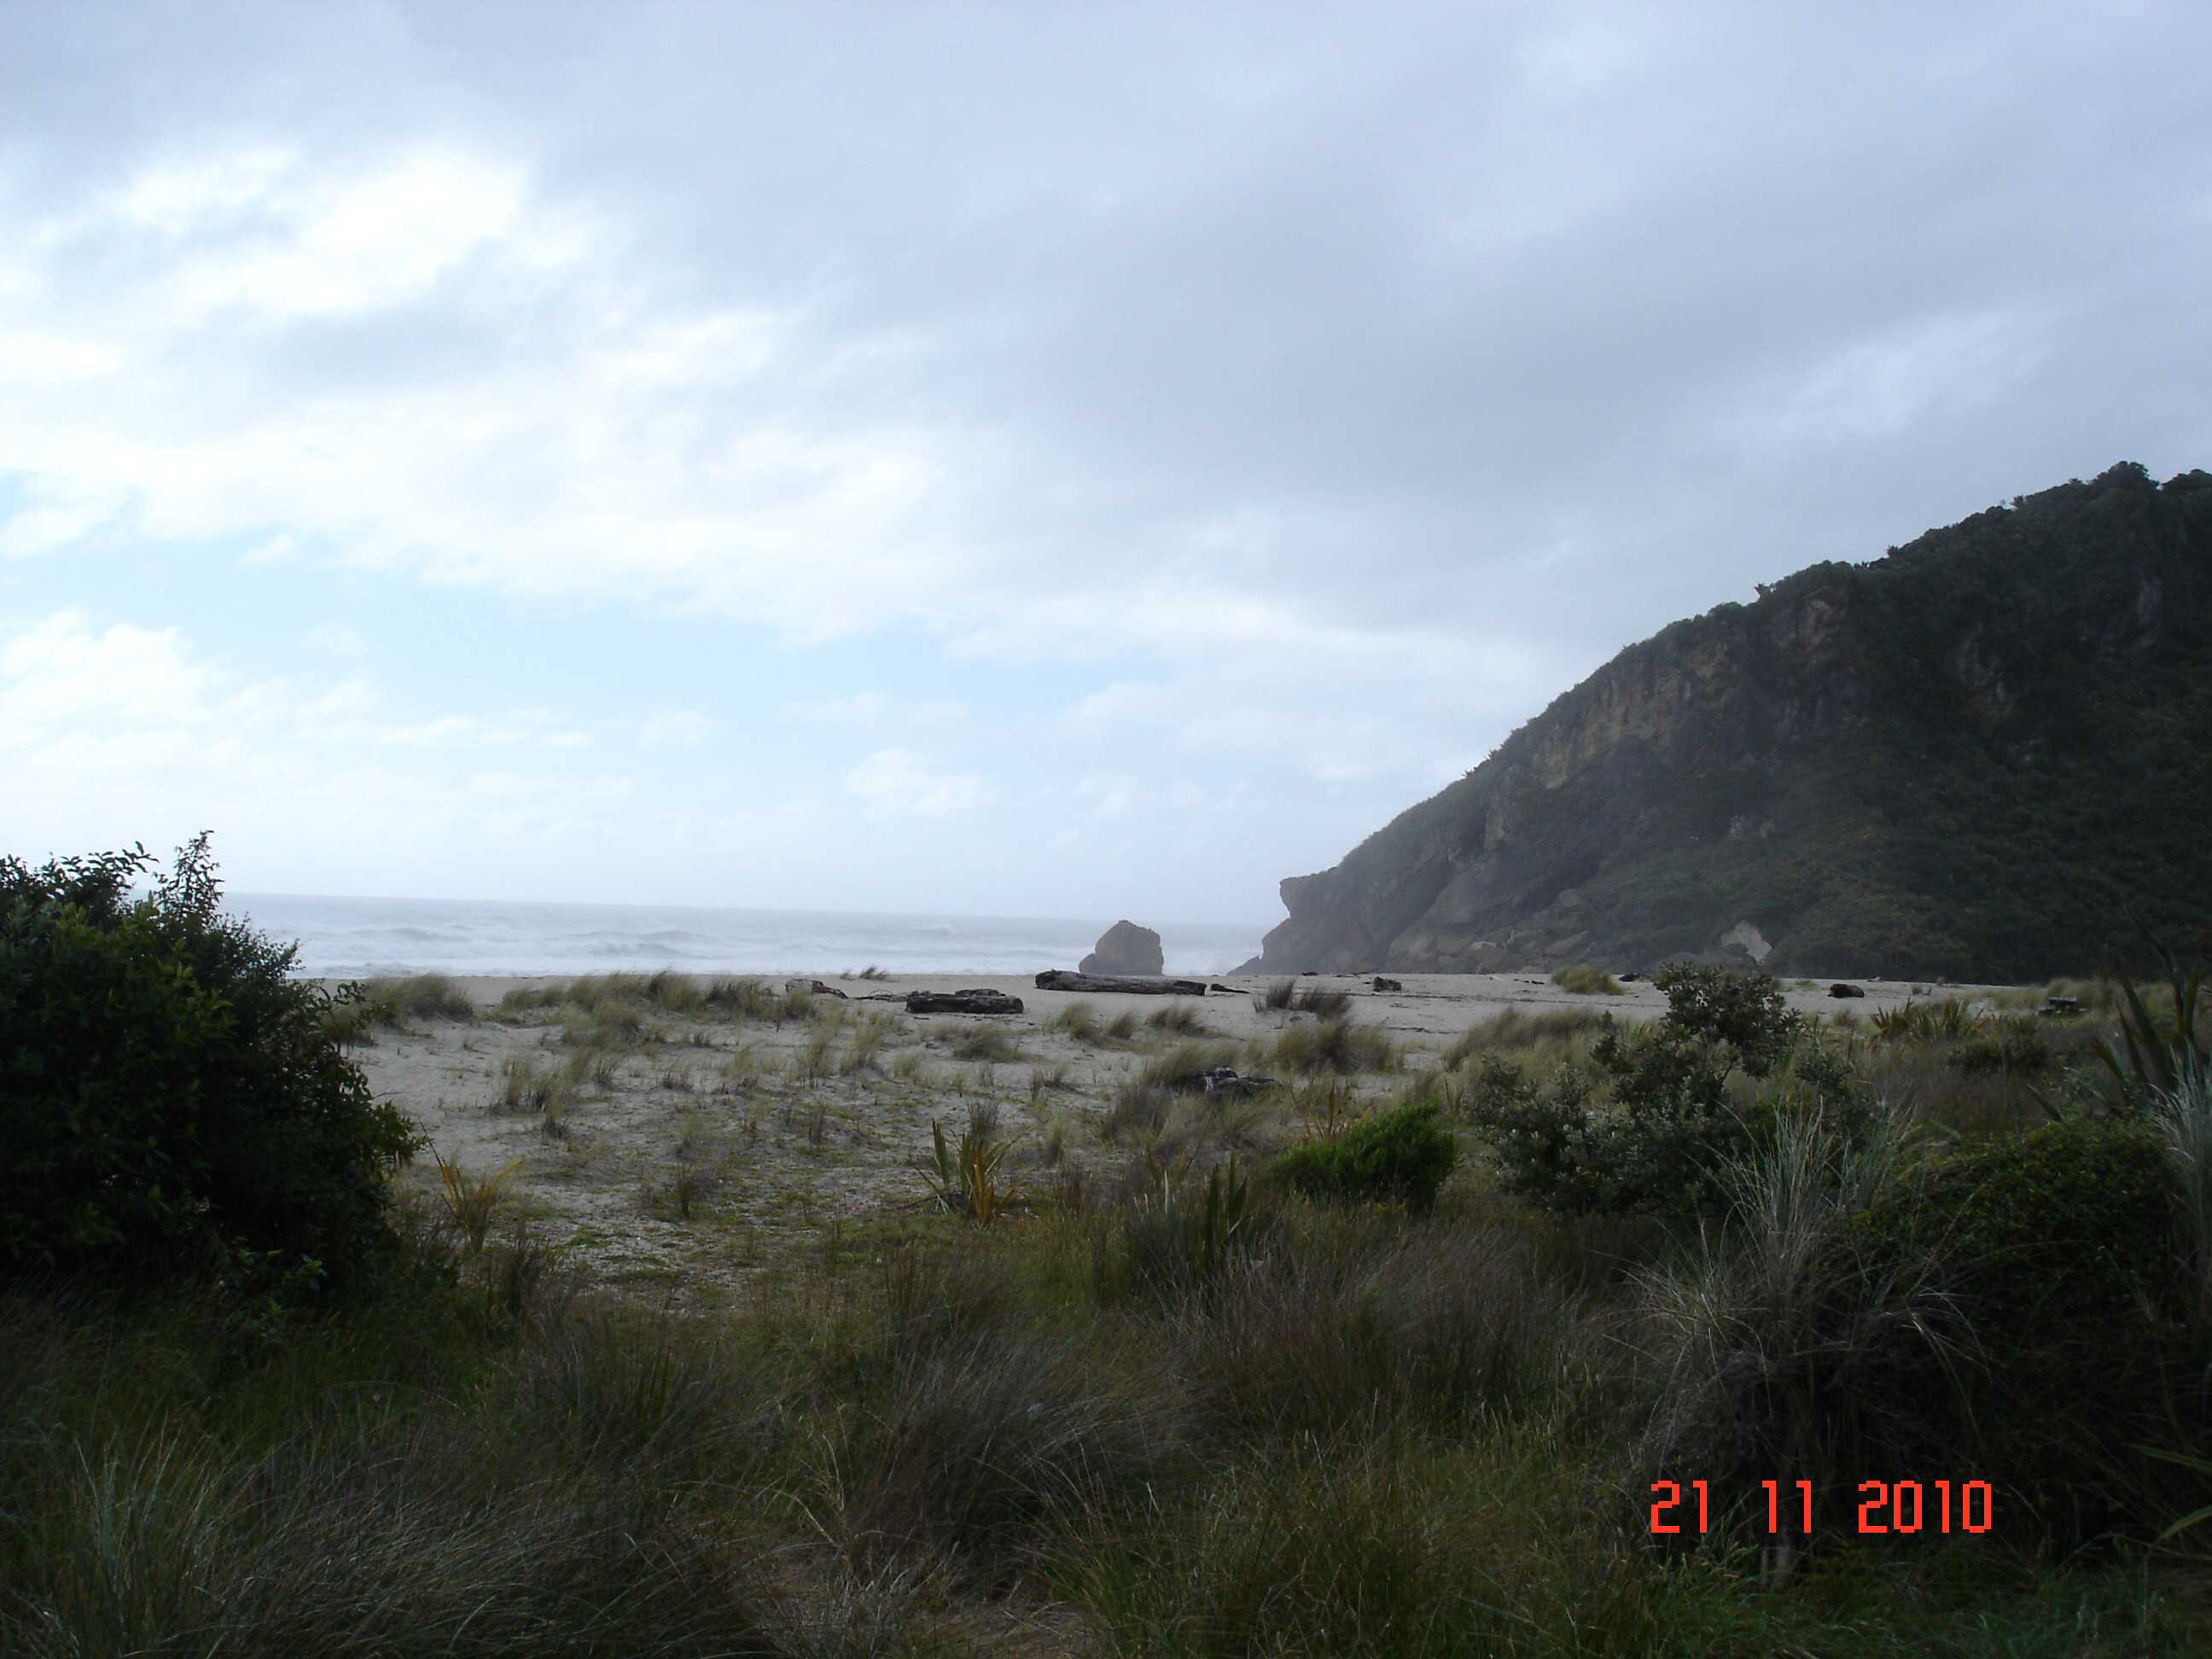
top-left (1033, 969), bottom-right (1208, 996)
top-left (906, 988), bottom-right (1025, 1016)
top-left (784, 978), bottom-right (847, 998)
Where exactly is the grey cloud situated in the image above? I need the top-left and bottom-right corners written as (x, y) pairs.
top-left (7, 0), bottom-right (2212, 907)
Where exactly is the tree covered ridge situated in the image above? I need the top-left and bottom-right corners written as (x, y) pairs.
top-left (1252, 463), bottom-right (2212, 981)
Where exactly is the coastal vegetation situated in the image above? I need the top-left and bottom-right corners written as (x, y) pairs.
top-left (6, 840), bottom-right (2212, 1652)
top-left (1552, 964), bottom-right (1626, 995)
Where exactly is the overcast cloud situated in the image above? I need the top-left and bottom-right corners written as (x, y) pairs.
top-left (3, 0), bottom-right (2208, 925)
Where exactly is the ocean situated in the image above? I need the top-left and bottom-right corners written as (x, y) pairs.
top-left (229, 893), bottom-right (1267, 981)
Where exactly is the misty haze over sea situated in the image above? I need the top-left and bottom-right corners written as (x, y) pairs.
top-left (231, 893), bottom-right (1266, 981)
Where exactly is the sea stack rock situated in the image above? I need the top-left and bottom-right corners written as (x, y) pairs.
top-left (1080, 919), bottom-right (1165, 976)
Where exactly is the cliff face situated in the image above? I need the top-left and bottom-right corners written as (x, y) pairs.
top-left (1244, 463), bottom-right (2212, 982)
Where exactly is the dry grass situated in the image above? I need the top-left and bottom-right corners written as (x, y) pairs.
top-left (1254, 1016), bottom-right (1400, 1076)
top-left (1550, 965), bottom-right (1625, 996)
top-left (325, 974), bottom-right (477, 1043)
top-left (949, 1024), bottom-right (1026, 1065)
top-left (1442, 1007), bottom-right (1614, 1070)
top-left (497, 1053), bottom-right (577, 1117)
top-left (1259, 979), bottom-right (1353, 1019)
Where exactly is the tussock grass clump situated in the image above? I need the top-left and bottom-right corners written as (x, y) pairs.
top-left (840, 1011), bottom-right (902, 1075)
top-left (1098, 1155), bottom-right (1265, 1299)
top-left (949, 1024), bottom-right (1025, 1065)
top-left (797, 1025), bottom-right (839, 1086)
top-left (1138, 1039), bottom-right (1243, 1090)
top-left (1144, 1002), bottom-right (1211, 1036)
top-left (497, 1053), bottom-right (575, 1116)
top-left (1442, 1007), bottom-right (1614, 1069)
top-left (1165, 1211), bottom-right (1589, 1438)
top-left (644, 1115), bottom-right (727, 1220)
top-left (824, 1245), bottom-right (1188, 1572)
top-left (560, 1005), bottom-right (651, 1050)
top-left (331, 973), bottom-right (478, 1041)
top-left (7, 1412), bottom-right (777, 1657)
top-left (1103, 1082), bottom-right (1176, 1145)
top-left (828, 1313), bottom-right (1189, 1575)
top-left (1258, 1016), bottom-right (1401, 1077)
top-left (1550, 965), bottom-right (1624, 996)
top-left (561, 1045), bottom-right (622, 1090)
top-left (1628, 1101), bottom-right (1938, 1567)
top-left (699, 975), bottom-right (781, 1020)
top-left (1260, 979), bottom-right (1353, 1019)
top-left (1062, 1425), bottom-right (1612, 1656)
top-left (1045, 1000), bottom-right (1103, 1043)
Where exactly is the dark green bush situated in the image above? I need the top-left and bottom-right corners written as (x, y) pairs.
top-left (1829, 1115), bottom-right (2201, 1544)
top-left (1466, 965), bottom-right (1857, 1216)
top-left (0, 835), bottom-right (422, 1295)
top-left (1272, 1102), bottom-right (1458, 1212)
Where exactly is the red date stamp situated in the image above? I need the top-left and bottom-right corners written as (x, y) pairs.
top-left (1650, 1479), bottom-right (1994, 1535)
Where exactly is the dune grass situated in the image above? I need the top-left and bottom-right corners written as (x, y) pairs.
top-left (1254, 1015), bottom-right (1401, 1076)
top-left (1260, 978), bottom-right (1354, 1019)
top-left (1551, 964), bottom-right (1625, 995)
top-left (948, 1023), bottom-right (1026, 1065)
top-left (326, 973), bottom-right (477, 1042)
top-left (1444, 1006), bottom-right (1615, 1070)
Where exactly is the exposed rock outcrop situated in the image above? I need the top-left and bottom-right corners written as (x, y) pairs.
top-left (1080, 920), bottom-right (1165, 976)
top-left (1239, 464), bottom-right (2212, 983)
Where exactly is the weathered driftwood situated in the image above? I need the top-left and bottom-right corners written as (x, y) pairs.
top-left (784, 978), bottom-right (847, 998)
top-left (906, 988), bottom-right (1025, 1016)
top-left (1033, 969), bottom-right (1208, 996)
top-left (1161, 1064), bottom-right (1282, 1100)
top-left (1209, 983), bottom-right (1242, 995)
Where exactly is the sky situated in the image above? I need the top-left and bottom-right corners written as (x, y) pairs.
top-left (4, 1), bottom-right (2209, 928)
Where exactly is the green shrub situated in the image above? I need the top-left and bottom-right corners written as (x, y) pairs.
top-left (1466, 966), bottom-right (1852, 1217)
top-left (1272, 1102), bottom-right (1458, 1211)
top-left (0, 836), bottom-right (422, 1295)
top-left (1144, 1003), bottom-right (1210, 1036)
top-left (1829, 1115), bottom-right (2198, 1544)
top-left (1550, 965), bottom-right (1623, 996)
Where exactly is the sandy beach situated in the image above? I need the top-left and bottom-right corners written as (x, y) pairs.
top-left (339, 967), bottom-right (2002, 1303)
